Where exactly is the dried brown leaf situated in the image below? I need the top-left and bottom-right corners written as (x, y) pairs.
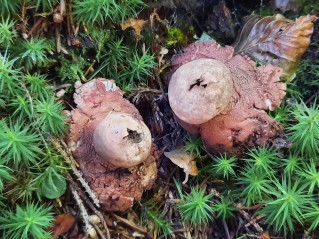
top-left (120, 18), bottom-right (148, 38)
top-left (258, 231), bottom-right (270, 239)
top-left (164, 148), bottom-right (198, 184)
top-left (233, 14), bottom-right (317, 81)
top-left (50, 214), bottom-right (77, 237)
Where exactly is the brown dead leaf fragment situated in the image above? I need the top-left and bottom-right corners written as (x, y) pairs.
top-left (233, 14), bottom-right (317, 81)
top-left (258, 231), bottom-right (270, 239)
top-left (121, 18), bottom-right (148, 38)
top-left (50, 214), bottom-right (77, 237)
top-left (164, 149), bottom-right (198, 184)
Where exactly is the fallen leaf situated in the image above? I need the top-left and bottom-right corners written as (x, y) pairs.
top-left (233, 14), bottom-right (317, 81)
top-left (121, 18), bottom-right (148, 39)
top-left (258, 231), bottom-right (270, 239)
top-left (50, 214), bottom-right (77, 237)
top-left (164, 148), bottom-right (198, 184)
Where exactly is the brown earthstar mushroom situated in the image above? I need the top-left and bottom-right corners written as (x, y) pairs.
top-left (93, 112), bottom-right (152, 168)
top-left (67, 78), bottom-right (159, 211)
top-left (169, 40), bottom-right (286, 155)
top-left (168, 58), bottom-right (234, 125)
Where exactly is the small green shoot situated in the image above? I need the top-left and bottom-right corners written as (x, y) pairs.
top-left (0, 120), bottom-right (41, 167)
top-left (0, 18), bottom-right (17, 46)
top-left (73, 0), bottom-right (144, 24)
top-left (104, 38), bottom-right (128, 78)
top-left (124, 50), bottom-right (156, 84)
top-left (183, 133), bottom-right (205, 158)
top-left (0, 164), bottom-right (15, 192)
top-left (213, 196), bottom-right (236, 221)
top-left (18, 38), bottom-right (50, 69)
top-left (0, 0), bottom-right (20, 16)
top-left (260, 177), bottom-right (314, 234)
top-left (281, 154), bottom-right (302, 177)
top-left (243, 145), bottom-right (279, 175)
top-left (24, 73), bottom-right (52, 100)
top-left (0, 51), bottom-right (21, 95)
top-left (0, 203), bottom-right (53, 239)
top-left (35, 97), bottom-right (66, 136)
top-left (142, 206), bottom-right (172, 238)
top-left (305, 206), bottom-right (319, 231)
top-left (288, 100), bottom-right (319, 157)
top-left (211, 154), bottom-right (237, 179)
top-left (297, 160), bottom-right (319, 194)
top-left (176, 183), bottom-right (214, 226)
top-left (5, 173), bottom-right (39, 202)
top-left (236, 165), bottom-right (272, 207)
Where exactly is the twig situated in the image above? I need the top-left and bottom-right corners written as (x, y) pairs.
top-left (91, 223), bottom-right (107, 239)
top-left (27, 17), bottom-right (45, 38)
top-left (55, 25), bottom-right (61, 53)
top-left (51, 138), bottom-right (100, 207)
top-left (111, 214), bottom-right (147, 234)
top-left (154, 68), bottom-right (166, 99)
top-left (20, 0), bottom-right (28, 39)
top-left (245, 215), bottom-right (266, 228)
top-left (70, 183), bottom-right (97, 238)
top-left (54, 83), bottom-right (72, 90)
top-left (60, 0), bottom-right (66, 15)
top-left (238, 208), bottom-right (264, 233)
top-left (305, 88), bottom-right (319, 105)
top-left (84, 60), bottom-right (96, 77)
top-left (236, 204), bottom-right (262, 211)
top-left (223, 220), bottom-right (232, 239)
top-left (158, 229), bottom-right (188, 239)
top-left (69, 177), bottom-right (111, 239)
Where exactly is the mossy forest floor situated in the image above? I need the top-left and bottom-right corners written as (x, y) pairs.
top-left (0, 0), bottom-right (319, 238)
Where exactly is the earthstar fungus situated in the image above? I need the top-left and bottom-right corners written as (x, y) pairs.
top-left (67, 78), bottom-right (158, 211)
top-left (168, 40), bottom-right (286, 155)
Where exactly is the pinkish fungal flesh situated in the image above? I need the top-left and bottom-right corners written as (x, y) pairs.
top-left (169, 40), bottom-right (286, 155)
top-left (67, 78), bottom-right (158, 211)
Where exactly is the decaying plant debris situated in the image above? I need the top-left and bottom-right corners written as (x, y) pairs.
top-left (233, 14), bottom-right (317, 81)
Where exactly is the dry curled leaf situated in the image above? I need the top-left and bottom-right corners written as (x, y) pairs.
top-left (164, 148), bottom-right (198, 184)
top-left (121, 18), bottom-right (148, 39)
top-left (233, 14), bottom-right (317, 81)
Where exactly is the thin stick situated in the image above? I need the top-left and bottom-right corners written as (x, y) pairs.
top-left (27, 18), bottom-right (45, 38)
top-left (91, 222), bottom-right (107, 239)
top-left (69, 177), bottom-right (111, 239)
top-left (51, 138), bottom-right (100, 207)
top-left (223, 220), bottom-right (231, 239)
top-left (111, 214), bottom-right (147, 234)
top-left (70, 183), bottom-right (97, 238)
